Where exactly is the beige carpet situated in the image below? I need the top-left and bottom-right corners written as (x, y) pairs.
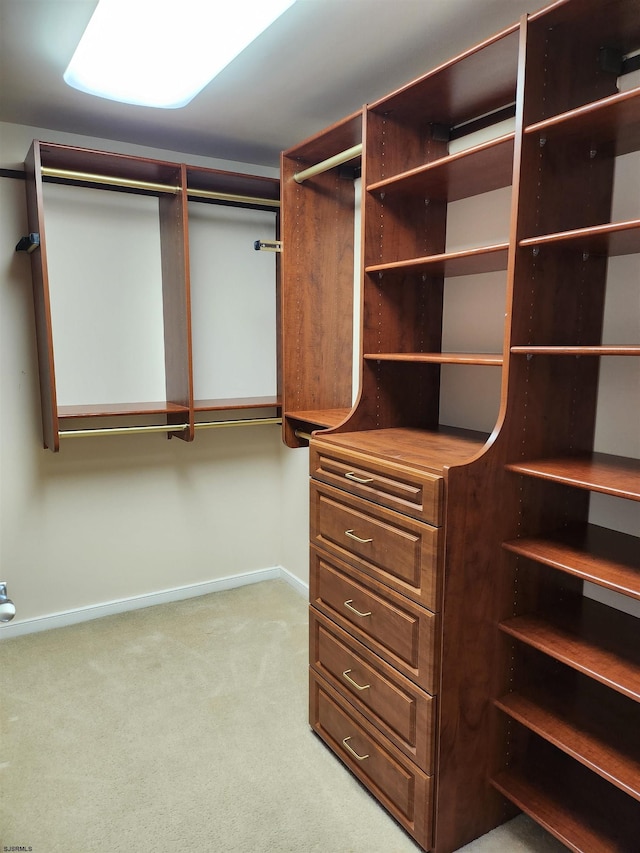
top-left (0, 579), bottom-right (566, 853)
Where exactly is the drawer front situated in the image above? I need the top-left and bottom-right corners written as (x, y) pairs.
top-left (310, 671), bottom-right (433, 849)
top-left (310, 608), bottom-right (435, 773)
top-left (311, 481), bottom-right (441, 611)
top-left (311, 546), bottom-right (439, 693)
top-left (310, 442), bottom-right (442, 526)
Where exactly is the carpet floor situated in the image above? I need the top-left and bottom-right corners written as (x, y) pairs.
top-left (0, 579), bottom-right (566, 853)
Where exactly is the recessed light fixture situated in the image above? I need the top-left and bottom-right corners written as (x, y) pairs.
top-left (64, 0), bottom-right (295, 109)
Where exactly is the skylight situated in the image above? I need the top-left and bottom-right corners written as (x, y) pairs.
top-left (64, 0), bottom-right (295, 109)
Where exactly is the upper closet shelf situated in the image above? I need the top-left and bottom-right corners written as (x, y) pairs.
top-left (520, 219), bottom-right (640, 256)
top-left (507, 453), bottom-right (640, 501)
top-left (368, 25), bottom-right (520, 127)
top-left (364, 352), bottom-right (503, 366)
top-left (525, 86), bottom-right (640, 157)
top-left (365, 244), bottom-right (509, 278)
top-left (366, 134), bottom-right (515, 202)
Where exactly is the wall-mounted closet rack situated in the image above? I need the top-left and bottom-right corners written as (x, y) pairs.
top-left (20, 140), bottom-right (281, 451)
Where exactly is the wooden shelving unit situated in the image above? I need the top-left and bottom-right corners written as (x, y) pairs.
top-left (22, 141), bottom-right (280, 450)
top-left (285, 0), bottom-right (640, 849)
top-left (279, 111), bottom-right (363, 447)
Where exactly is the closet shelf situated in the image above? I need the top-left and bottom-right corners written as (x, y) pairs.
top-left (499, 597), bottom-right (640, 702)
top-left (511, 346), bottom-right (640, 356)
top-left (285, 408), bottom-right (352, 429)
top-left (365, 244), bottom-right (509, 278)
top-left (58, 402), bottom-right (189, 418)
top-left (368, 25), bottom-right (519, 126)
top-left (366, 134), bottom-right (515, 202)
top-left (519, 219), bottom-right (640, 257)
top-left (491, 758), bottom-right (640, 853)
top-left (194, 396), bottom-right (280, 413)
top-left (506, 452), bottom-right (640, 500)
top-left (524, 86), bottom-right (640, 157)
top-left (503, 524), bottom-right (640, 601)
top-left (314, 426), bottom-right (489, 473)
top-left (364, 352), bottom-right (503, 365)
top-left (495, 683), bottom-right (640, 800)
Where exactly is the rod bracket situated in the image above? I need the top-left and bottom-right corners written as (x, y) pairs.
top-left (254, 239), bottom-right (282, 253)
top-left (15, 233), bottom-right (40, 253)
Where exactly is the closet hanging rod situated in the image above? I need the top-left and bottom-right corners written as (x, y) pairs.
top-left (41, 167), bottom-right (280, 207)
top-left (293, 143), bottom-right (363, 184)
top-left (59, 423), bottom-right (190, 439)
top-left (42, 167), bottom-right (181, 194)
top-left (187, 188), bottom-right (280, 208)
top-left (195, 417), bottom-right (282, 430)
top-left (58, 417), bottom-right (281, 439)
top-left (294, 429), bottom-right (313, 442)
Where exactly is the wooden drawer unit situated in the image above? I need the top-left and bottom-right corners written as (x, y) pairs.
top-left (311, 671), bottom-right (433, 849)
top-left (310, 546), bottom-right (439, 694)
top-left (311, 480), bottom-right (441, 611)
top-left (310, 441), bottom-right (443, 525)
top-left (310, 608), bottom-right (435, 773)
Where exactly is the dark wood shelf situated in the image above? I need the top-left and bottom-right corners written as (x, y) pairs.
top-left (495, 681), bottom-right (640, 800)
top-left (366, 134), bottom-right (515, 202)
top-left (58, 401), bottom-right (189, 419)
top-left (503, 524), bottom-right (640, 601)
top-left (500, 597), bottom-right (640, 702)
top-left (365, 243), bottom-right (509, 278)
top-left (506, 452), bottom-right (640, 501)
top-left (520, 219), bottom-right (640, 257)
top-left (194, 396), bottom-right (280, 413)
top-left (511, 345), bottom-right (640, 356)
top-left (313, 425), bottom-right (490, 474)
top-left (492, 756), bottom-right (640, 853)
top-left (364, 352), bottom-right (503, 366)
top-left (525, 86), bottom-right (640, 158)
top-left (285, 408), bottom-right (352, 430)
top-left (186, 165), bottom-right (279, 210)
top-left (368, 25), bottom-right (520, 128)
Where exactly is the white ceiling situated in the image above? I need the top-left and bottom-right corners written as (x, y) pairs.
top-left (0, 0), bottom-right (547, 168)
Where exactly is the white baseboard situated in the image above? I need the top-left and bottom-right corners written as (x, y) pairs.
top-left (0, 566), bottom-right (308, 640)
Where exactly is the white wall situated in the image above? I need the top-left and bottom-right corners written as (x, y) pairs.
top-left (0, 121), bottom-right (310, 631)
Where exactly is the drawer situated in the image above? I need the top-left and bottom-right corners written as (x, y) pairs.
top-left (310, 546), bottom-right (439, 694)
top-left (310, 608), bottom-right (435, 773)
top-left (310, 671), bottom-right (433, 849)
top-left (310, 442), bottom-right (442, 525)
top-left (311, 481), bottom-right (441, 611)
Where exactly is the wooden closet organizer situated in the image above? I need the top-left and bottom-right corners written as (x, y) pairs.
top-left (283, 0), bottom-right (640, 850)
top-left (22, 140), bottom-right (280, 451)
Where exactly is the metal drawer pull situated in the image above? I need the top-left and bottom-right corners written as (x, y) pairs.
top-left (344, 599), bottom-right (372, 617)
top-left (342, 669), bottom-right (370, 691)
top-left (342, 736), bottom-right (369, 761)
top-left (345, 529), bottom-right (373, 544)
top-left (345, 471), bottom-right (374, 484)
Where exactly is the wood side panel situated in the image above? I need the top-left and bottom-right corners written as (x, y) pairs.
top-left (280, 152), bottom-right (355, 446)
top-left (159, 163), bottom-right (193, 441)
top-left (24, 140), bottom-right (59, 451)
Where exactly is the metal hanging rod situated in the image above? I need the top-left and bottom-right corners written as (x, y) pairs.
top-left (195, 417), bottom-right (281, 430)
top-left (41, 167), bottom-right (280, 207)
top-left (293, 143), bottom-right (363, 184)
top-left (58, 417), bottom-right (281, 439)
top-left (42, 167), bottom-right (181, 194)
top-left (294, 429), bottom-right (313, 442)
top-left (188, 188), bottom-right (280, 208)
top-left (59, 423), bottom-right (190, 439)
